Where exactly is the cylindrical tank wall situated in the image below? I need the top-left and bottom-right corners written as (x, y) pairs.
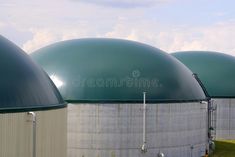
top-left (0, 108), bottom-right (67, 157)
top-left (214, 98), bottom-right (235, 139)
top-left (68, 103), bottom-right (207, 157)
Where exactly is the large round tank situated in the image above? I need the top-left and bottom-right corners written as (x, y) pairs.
top-left (172, 51), bottom-right (235, 140)
top-left (32, 38), bottom-right (208, 157)
top-left (0, 35), bottom-right (67, 157)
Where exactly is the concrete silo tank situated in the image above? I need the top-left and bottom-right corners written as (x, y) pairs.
top-left (0, 35), bottom-right (67, 157)
top-left (32, 38), bottom-right (208, 157)
top-left (172, 51), bottom-right (235, 140)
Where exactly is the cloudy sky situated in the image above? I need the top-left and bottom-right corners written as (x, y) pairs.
top-left (0, 0), bottom-right (235, 55)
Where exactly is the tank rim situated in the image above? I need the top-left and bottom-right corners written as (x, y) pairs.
top-left (66, 99), bottom-right (208, 104)
top-left (0, 103), bottom-right (67, 113)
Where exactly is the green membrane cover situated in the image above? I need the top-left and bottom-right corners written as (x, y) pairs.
top-left (31, 38), bottom-right (206, 103)
top-left (172, 51), bottom-right (235, 98)
top-left (0, 35), bottom-right (65, 112)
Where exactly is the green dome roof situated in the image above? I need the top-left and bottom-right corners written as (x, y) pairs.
top-left (0, 35), bottom-right (65, 112)
top-left (31, 38), bottom-right (206, 103)
top-left (172, 51), bottom-right (235, 98)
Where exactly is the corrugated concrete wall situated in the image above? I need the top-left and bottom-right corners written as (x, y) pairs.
top-left (68, 103), bottom-right (207, 157)
top-left (0, 108), bottom-right (67, 157)
top-left (215, 98), bottom-right (235, 139)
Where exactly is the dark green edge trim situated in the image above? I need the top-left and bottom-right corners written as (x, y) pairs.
top-left (66, 99), bottom-right (208, 104)
top-left (0, 103), bottom-right (67, 113)
top-left (211, 96), bottom-right (235, 99)
top-left (193, 73), bottom-right (210, 98)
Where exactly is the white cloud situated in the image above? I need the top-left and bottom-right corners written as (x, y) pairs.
top-left (22, 29), bottom-right (58, 53)
top-left (104, 20), bottom-right (235, 56)
top-left (72, 0), bottom-right (171, 8)
top-left (168, 22), bottom-right (235, 55)
top-left (23, 27), bottom-right (96, 53)
top-left (23, 20), bottom-right (235, 57)
top-left (3, 0), bottom-right (231, 56)
top-left (0, 22), bottom-right (6, 28)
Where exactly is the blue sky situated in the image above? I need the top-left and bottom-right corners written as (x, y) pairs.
top-left (0, 0), bottom-right (235, 55)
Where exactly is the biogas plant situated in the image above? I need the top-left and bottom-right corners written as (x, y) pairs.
top-left (173, 51), bottom-right (235, 140)
top-left (0, 35), bottom-right (67, 157)
top-left (31, 38), bottom-right (208, 157)
top-left (3, 34), bottom-right (234, 157)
